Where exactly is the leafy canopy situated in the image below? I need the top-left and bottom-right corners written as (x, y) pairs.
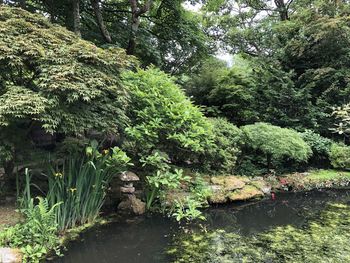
top-left (122, 67), bottom-right (213, 163)
top-left (0, 6), bottom-right (131, 135)
top-left (242, 122), bottom-right (311, 162)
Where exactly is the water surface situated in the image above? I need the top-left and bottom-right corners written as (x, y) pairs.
top-left (55, 189), bottom-right (350, 263)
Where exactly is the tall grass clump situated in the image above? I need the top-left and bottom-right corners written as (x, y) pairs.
top-left (46, 142), bottom-right (131, 231)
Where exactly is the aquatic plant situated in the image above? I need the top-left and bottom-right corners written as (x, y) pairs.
top-left (169, 202), bottom-right (350, 262)
top-left (46, 142), bottom-right (131, 231)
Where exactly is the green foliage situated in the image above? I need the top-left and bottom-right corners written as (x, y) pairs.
top-left (329, 143), bottom-right (350, 170)
top-left (169, 202), bottom-right (350, 262)
top-left (201, 118), bottom-right (242, 173)
top-left (145, 168), bottom-right (190, 210)
top-left (170, 174), bottom-right (211, 222)
top-left (0, 6), bottom-right (131, 173)
top-left (0, 197), bottom-right (61, 263)
top-left (300, 130), bottom-right (333, 164)
top-left (0, 6), bottom-right (130, 134)
top-left (46, 142), bottom-right (131, 231)
top-left (184, 56), bottom-right (258, 125)
top-left (122, 67), bottom-right (213, 165)
top-left (172, 196), bottom-right (206, 222)
top-left (242, 123), bottom-right (312, 171)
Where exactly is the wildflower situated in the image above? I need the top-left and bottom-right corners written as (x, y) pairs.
top-left (54, 172), bottom-right (63, 178)
top-left (69, 188), bottom-right (77, 193)
top-left (102, 149), bottom-right (109, 155)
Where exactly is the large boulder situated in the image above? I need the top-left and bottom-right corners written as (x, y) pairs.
top-left (210, 176), bottom-right (246, 191)
top-left (208, 185), bottom-right (227, 204)
top-left (228, 185), bottom-right (264, 201)
top-left (250, 178), bottom-right (271, 194)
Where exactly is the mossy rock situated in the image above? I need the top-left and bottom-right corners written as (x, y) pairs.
top-left (228, 185), bottom-right (264, 201)
top-left (249, 179), bottom-right (271, 194)
top-left (208, 185), bottom-right (228, 204)
top-left (210, 176), bottom-right (246, 191)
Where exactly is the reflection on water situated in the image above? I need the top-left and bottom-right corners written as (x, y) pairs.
top-left (55, 189), bottom-right (350, 263)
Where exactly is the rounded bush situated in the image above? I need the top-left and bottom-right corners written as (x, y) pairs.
top-left (329, 143), bottom-right (350, 169)
top-left (242, 123), bottom-right (312, 170)
top-left (122, 68), bottom-right (213, 164)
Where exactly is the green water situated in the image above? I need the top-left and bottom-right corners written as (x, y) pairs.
top-left (169, 198), bottom-right (350, 262)
top-left (55, 190), bottom-right (350, 263)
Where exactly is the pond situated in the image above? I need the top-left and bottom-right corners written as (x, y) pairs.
top-left (54, 189), bottom-right (350, 263)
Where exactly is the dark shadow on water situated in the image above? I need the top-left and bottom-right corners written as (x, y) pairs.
top-left (54, 189), bottom-right (350, 263)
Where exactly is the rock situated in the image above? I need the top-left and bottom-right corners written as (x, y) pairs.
top-left (210, 176), bottom-right (246, 191)
top-left (224, 177), bottom-right (246, 190)
top-left (207, 185), bottom-right (226, 204)
top-left (164, 190), bottom-right (191, 207)
top-left (208, 192), bottom-right (227, 204)
top-left (120, 186), bottom-right (135, 194)
top-left (0, 248), bottom-right (22, 263)
top-left (250, 179), bottom-right (271, 194)
top-left (119, 171), bottom-right (139, 182)
top-left (117, 199), bottom-right (131, 211)
top-left (117, 195), bottom-right (146, 215)
top-left (129, 195), bottom-right (146, 215)
top-left (228, 185), bottom-right (264, 201)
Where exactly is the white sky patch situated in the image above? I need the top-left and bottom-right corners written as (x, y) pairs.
top-left (182, 2), bottom-right (202, 12)
top-left (216, 53), bottom-right (234, 67)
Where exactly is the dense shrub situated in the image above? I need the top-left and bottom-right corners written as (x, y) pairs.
top-left (122, 68), bottom-right (213, 165)
top-left (241, 123), bottom-right (312, 171)
top-left (201, 118), bottom-right (242, 173)
top-left (300, 130), bottom-right (333, 165)
top-left (329, 143), bottom-right (350, 169)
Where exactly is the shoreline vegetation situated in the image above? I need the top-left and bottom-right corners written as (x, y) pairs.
top-left (1, 169), bottom-right (350, 262)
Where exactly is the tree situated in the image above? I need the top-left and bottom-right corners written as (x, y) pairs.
top-left (12, 0), bottom-right (211, 74)
top-left (0, 6), bottom-right (130, 177)
top-left (242, 123), bottom-right (311, 171)
top-left (91, 0), bottom-right (112, 43)
top-left (126, 0), bottom-right (153, 55)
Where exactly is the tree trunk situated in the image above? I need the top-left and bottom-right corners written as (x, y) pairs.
top-left (126, 0), bottom-right (153, 55)
top-left (91, 0), bottom-right (112, 43)
top-left (266, 154), bottom-right (272, 173)
top-left (126, 12), bottom-right (140, 55)
top-left (72, 0), bottom-right (81, 37)
top-left (274, 0), bottom-right (289, 21)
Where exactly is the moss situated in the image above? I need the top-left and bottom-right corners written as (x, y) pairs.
top-left (228, 185), bottom-right (263, 201)
top-left (306, 169), bottom-right (350, 182)
top-left (210, 176), bottom-right (246, 190)
top-left (208, 191), bottom-right (227, 204)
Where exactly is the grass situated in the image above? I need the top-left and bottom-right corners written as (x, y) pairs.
top-left (306, 169), bottom-right (350, 182)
